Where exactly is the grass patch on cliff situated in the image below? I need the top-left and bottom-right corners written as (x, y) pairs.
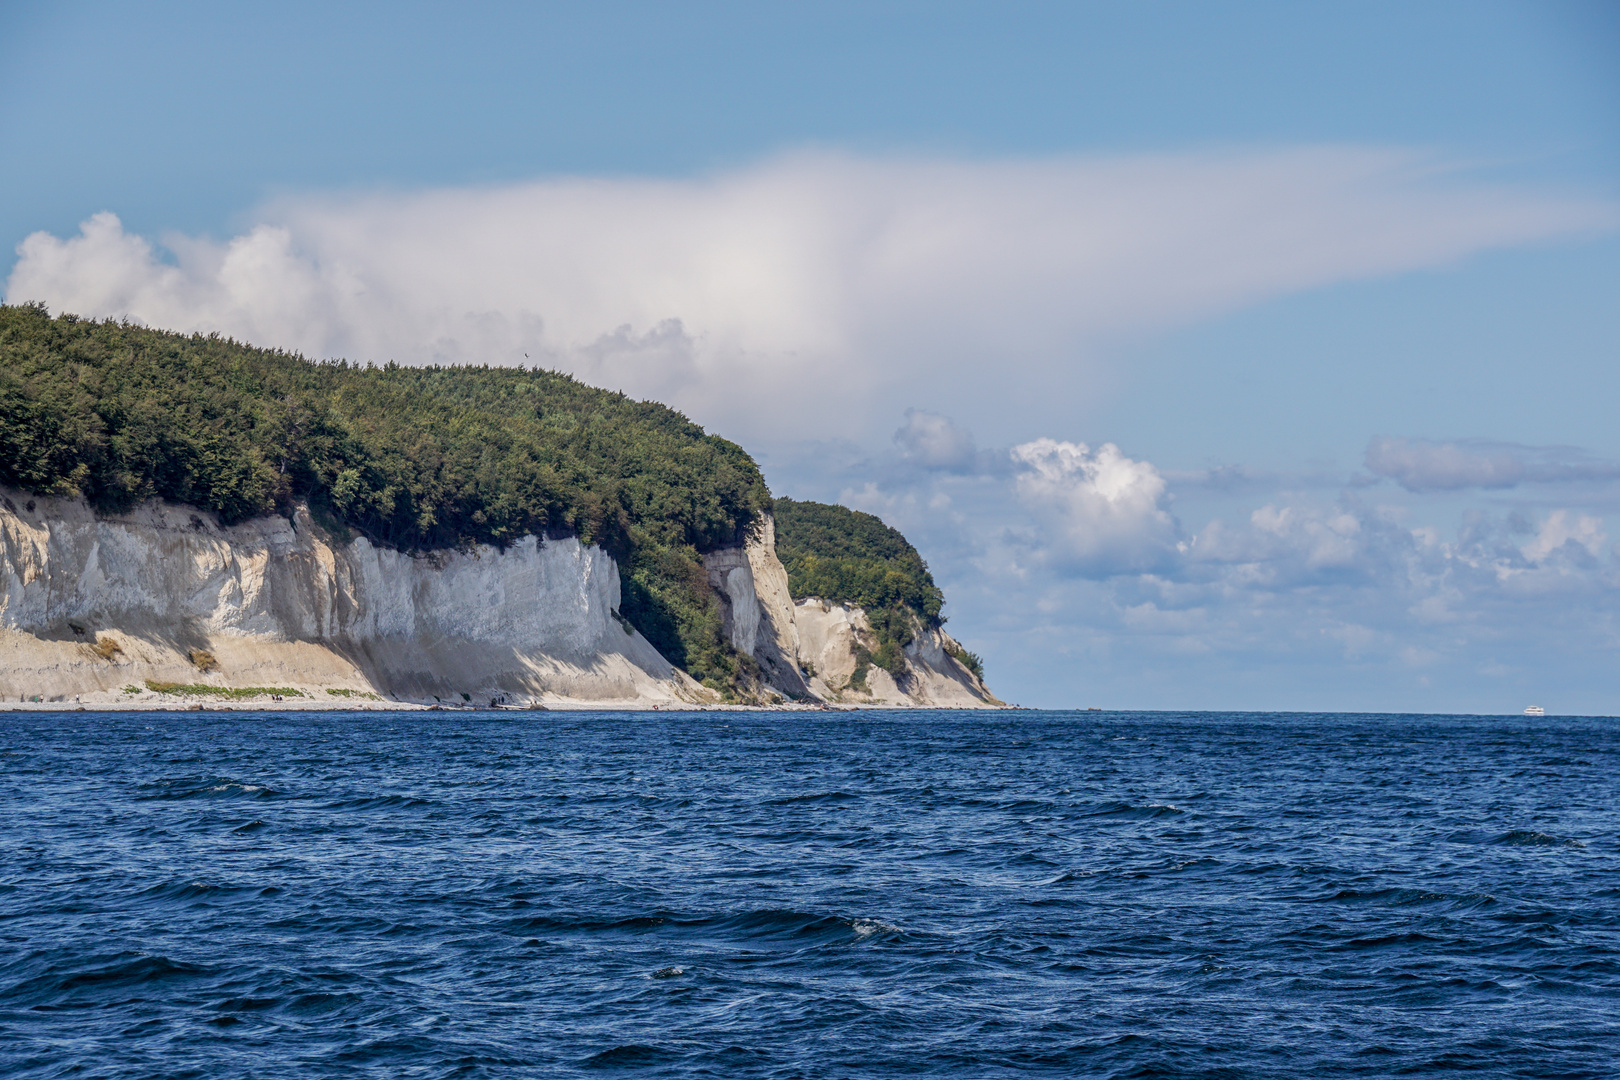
top-left (0, 304), bottom-right (767, 691)
top-left (144, 679), bottom-right (305, 699)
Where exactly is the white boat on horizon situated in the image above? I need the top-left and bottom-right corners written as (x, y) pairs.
top-left (1524, 705), bottom-right (1546, 717)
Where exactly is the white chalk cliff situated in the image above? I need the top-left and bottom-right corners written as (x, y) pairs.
top-left (0, 488), bottom-right (1000, 708)
top-left (791, 599), bottom-right (999, 707)
top-left (702, 515), bottom-right (999, 707)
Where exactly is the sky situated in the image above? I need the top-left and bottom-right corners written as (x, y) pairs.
top-left (3, 0), bottom-right (1619, 712)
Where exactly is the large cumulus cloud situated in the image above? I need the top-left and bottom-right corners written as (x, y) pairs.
top-left (1009, 438), bottom-right (1178, 574)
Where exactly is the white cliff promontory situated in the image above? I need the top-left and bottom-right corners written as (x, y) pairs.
top-left (0, 492), bottom-right (1001, 709)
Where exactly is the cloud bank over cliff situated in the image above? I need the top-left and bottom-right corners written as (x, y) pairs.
top-left (7, 148), bottom-right (1612, 444)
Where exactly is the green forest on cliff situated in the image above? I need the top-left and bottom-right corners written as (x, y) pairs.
top-left (0, 304), bottom-right (977, 694)
top-left (0, 304), bottom-right (766, 687)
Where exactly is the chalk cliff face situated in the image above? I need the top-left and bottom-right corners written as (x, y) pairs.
top-left (0, 487), bottom-right (702, 706)
top-left (0, 492), bottom-right (1000, 708)
top-left (702, 514), bottom-right (813, 701)
top-left (791, 599), bottom-right (1000, 707)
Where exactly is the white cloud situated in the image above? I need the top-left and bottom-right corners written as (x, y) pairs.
top-left (1009, 438), bottom-right (1177, 573)
top-left (1251, 504), bottom-right (1367, 571)
top-left (1521, 510), bottom-right (1607, 564)
top-left (8, 148), bottom-right (1613, 443)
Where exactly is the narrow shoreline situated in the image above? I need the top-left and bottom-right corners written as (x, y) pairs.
top-left (0, 699), bottom-right (1012, 713)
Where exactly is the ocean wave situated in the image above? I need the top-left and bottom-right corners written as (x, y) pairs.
top-left (581, 1043), bottom-right (681, 1069)
top-left (319, 793), bottom-right (436, 810)
top-left (2, 952), bottom-right (213, 1007)
top-left (132, 879), bottom-right (259, 904)
top-left (134, 777), bottom-right (282, 800)
top-left (1489, 830), bottom-right (1586, 848)
top-left (1082, 800), bottom-right (1187, 819)
top-left (1318, 886), bottom-right (1456, 906)
top-left (768, 791), bottom-right (862, 805)
top-left (503, 908), bottom-right (905, 947)
top-left (676, 908), bottom-right (895, 945)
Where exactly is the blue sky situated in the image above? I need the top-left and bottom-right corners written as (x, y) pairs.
top-left (4, 1), bottom-right (1619, 712)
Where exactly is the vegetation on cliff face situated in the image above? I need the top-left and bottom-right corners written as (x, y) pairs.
top-left (945, 641), bottom-right (985, 682)
top-left (0, 304), bottom-right (767, 686)
top-left (772, 497), bottom-right (946, 678)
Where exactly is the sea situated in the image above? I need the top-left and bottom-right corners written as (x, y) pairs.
top-left (1, 709), bottom-right (1616, 1078)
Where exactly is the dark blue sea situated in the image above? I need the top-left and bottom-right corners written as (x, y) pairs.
top-left (1, 710), bottom-right (1616, 1078)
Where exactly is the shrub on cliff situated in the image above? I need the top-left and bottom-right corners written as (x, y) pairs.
top-left (0, 303), bottom-right (767, 687)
